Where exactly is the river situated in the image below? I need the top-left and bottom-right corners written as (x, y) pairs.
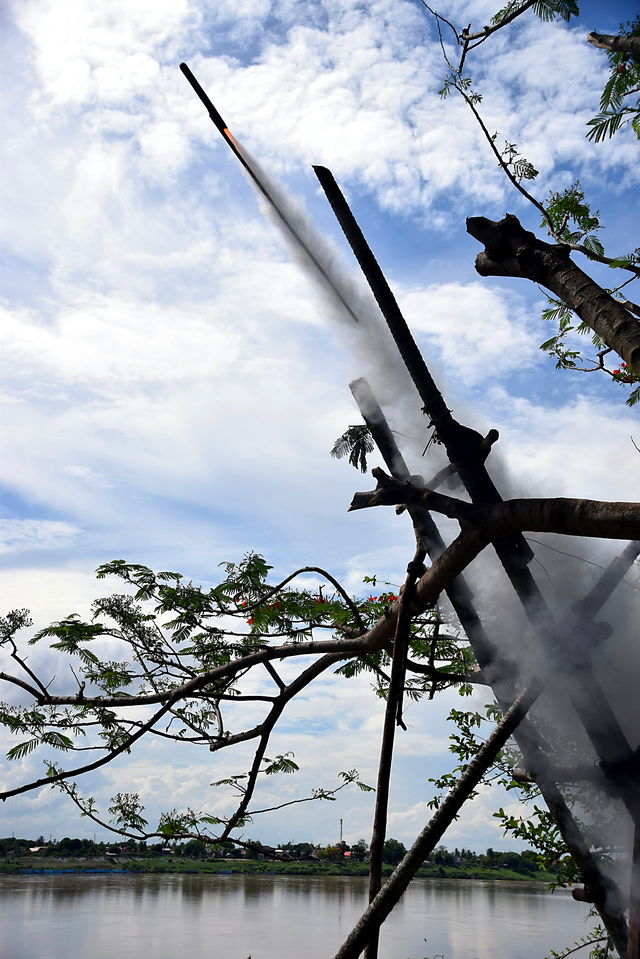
top-left (0, 873), bottom-right (599, 958)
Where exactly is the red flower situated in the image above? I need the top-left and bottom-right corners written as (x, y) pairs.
top-left (613, 369), bottom-right (620, 375)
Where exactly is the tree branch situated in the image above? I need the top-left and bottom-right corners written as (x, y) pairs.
top-left (0, 671), bottom-right (45, 700)
top-left (587, 32), bottom-right (640, 57)
top-left (365, 545), bottom-right (425, 959)
top-left (350, 468), bottom-right (640, 540)
top-left (456, 83), bottom-right (554, 232)
top-left (467, 214), bottom-right (640, 371)
top-left (21, 637), bottom-right (361, 709)
top-left (0, 697), bottom-right (177, 801)
top-left (215, 654), bottom-right (341, 841)
top-left (333, 687), bottom-right (538, 958)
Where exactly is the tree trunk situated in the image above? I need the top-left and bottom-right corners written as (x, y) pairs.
top-left (467, 213), bottom-right (640, 372)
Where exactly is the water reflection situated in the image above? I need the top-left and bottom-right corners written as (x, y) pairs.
top-left (0, 875), bottom-right (597, 959)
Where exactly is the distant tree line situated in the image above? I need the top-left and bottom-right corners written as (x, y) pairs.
top-left (430, 845), bottom-right (540, 876)
top-left (0, 835), bottom-right (542, 873)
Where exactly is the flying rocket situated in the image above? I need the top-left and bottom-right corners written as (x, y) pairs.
top-left (179, 63), bottom-right (228, 135)
top-left (180, 62), bottom-right (360, 323)
top-left (180, 63), bottom-right (277, 209)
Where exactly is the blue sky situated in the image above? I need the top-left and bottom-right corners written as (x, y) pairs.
top-left (1, 0), bottom-right (639, 850)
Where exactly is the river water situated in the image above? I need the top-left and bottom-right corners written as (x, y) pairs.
top-left (0, 873), bottom-right (598, 959)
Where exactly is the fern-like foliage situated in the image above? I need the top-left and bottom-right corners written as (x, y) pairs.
top-left (532, 0), bottom-right (579, 23)
top-left (541, 296), bottom-right (573, 328)
top-left (263, 752), bottom-right (299, 775)
top-left (330, 424), bottom-right (374, 473)
top-left (499, 140), bottom-right (538, 181)
top-left (626, 384), bottom-right (640, 406)
top-left (542, 182), bottom-right (601, 242)
top-left (491, 0), bottom-right (577, 27)
top-left (490, 1), bottom-right (521, 26)
top-left (587, 108), bottom-right (637, 143)
top-left (608, 249), bottom-right (640, 270)
top-left (581, 234), bottom-right (605, 255)
top-left (539, 296), bottom-right (640, 406)
top-left (587, 16), bottom-right (640, 142)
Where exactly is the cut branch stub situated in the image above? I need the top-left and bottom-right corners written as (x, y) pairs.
top-left (349, 469), bottom-right (422, 512)
top-left (587, 31), bottom-right (640, 56)
top-left (467, 213), bottom-right (640, 372)
top-left (350, 468), bottom-right (640, 540)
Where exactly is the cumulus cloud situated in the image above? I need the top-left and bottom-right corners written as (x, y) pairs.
top-left (385, 784), bottom-right (528, 850)
top-left (0, 519), bottom-right (81, 555)
top-left (400, 282), bottom-right (541, 384)
top-left (481, 389), bottom-right (640, 501)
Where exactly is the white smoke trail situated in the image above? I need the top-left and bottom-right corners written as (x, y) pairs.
top-left (228, 134), bottom-right (640, 914)
top-left (227, 135), bottom-right (451, 478)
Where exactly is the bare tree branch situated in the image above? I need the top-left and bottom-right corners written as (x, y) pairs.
top-left (365, 544), bottom-right (425, 959)
top-left (333, 687), bottom-right (538, 959)
top-left (350, 468), bottom-right (640, 541)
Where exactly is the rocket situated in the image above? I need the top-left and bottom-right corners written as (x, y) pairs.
top-left (180, 63), bottom-right (228, 135)
top-left (180, 62), bottom-right (359, 323)
top-left (180, 63), bottom-right (276, 209)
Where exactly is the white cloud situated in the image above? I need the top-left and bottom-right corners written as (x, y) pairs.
top-left (385, 784), bottom-right (533, 851)
top-left (0, 567), bottom-right (113, 621)
top-left (482, 389), bottom-right (640, 502)
top-left (12, 0), bottom-right (192, 107)
top-left (400, 282), bottom-right (541, 384)
top-left (0, 519), bottom-right (81, 555)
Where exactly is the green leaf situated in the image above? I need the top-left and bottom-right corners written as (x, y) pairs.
top-left (543, 182), bottom-right (601, 239)
top-left (263, 752), bottom-right (299, 775)
top-left (6, 738), bottom-right (40, 760)
top-left (513, 158), bottom-right (538, 181)
top-left (41, 732), bottom-right (74, 750)
top-left (330, 425), bottom-right (374, 473)
top-left (608, 255), bottom-right (638, 270)
top-left (586, 110), bottom-right (631, 143)
top-left (490, 1), bottom-right (519, 26)
top-left (210, 775), bottom-right (247, 787)
top-left (626, 384), bottom-right (640, 407)
top-left (582, 234), bottom-right (605, 256)
top-left (532, 0), bottom-right (578, 23)
top-left (0, 609), bottom-right (33, 642)
top-left (541, 301), bottom-right (572, 324)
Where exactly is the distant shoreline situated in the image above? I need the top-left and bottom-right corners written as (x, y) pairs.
top-left (0, 856), bottom-right (557, 883)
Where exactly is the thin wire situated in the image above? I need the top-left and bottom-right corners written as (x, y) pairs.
top-left (529, 554), bottom-right (551, 583)
top-left (525, 537), bottom-right (640, 592)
